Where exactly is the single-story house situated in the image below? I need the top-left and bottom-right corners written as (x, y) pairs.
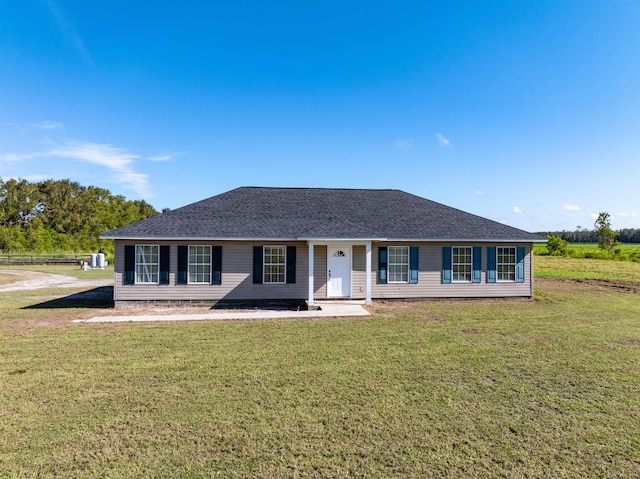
top-left (101, 187), bottom-right (546, 307)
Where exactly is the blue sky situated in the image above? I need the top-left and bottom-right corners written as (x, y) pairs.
top-left (1, 1), bottom-right (638, 232)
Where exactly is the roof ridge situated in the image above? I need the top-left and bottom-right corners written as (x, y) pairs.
top-left (238, 186), bottom-right (400, 192)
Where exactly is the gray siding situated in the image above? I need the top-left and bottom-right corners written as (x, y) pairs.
top-left (114, 241), bottom-right (308, 302)
top-left (313, 245), bottom-right (328, 298)
top-left (352, 245), bottom-right (366, 299)
top-left (371, 243), bottom-right (533, 299)
top-left (113, 240), bottom-right (534, 304)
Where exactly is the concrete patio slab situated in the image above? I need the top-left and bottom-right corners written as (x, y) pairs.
top-left (73, 303), bottom-right (370, 323)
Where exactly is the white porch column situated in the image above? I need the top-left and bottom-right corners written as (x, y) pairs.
top-left (308, 242), bottom-right (315, 307)
top-left (365, 241), bottom-right (372, 305)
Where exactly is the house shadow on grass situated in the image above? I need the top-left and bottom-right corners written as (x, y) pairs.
top-left (23, 286), bottom-right (114, 309)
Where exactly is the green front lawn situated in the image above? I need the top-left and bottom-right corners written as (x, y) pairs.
top-left (0, 264), bottom-right (639, 477)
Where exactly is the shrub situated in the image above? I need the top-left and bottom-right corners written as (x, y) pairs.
top-left (546, 235), bottom-right (568, 256)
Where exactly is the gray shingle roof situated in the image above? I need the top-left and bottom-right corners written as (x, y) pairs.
top-left (101, 187), bottom-right (544, 242)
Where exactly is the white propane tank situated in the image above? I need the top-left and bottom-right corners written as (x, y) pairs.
top-left (97, 253), bottom-right (105, 269)
top-left (90, 253), bottom-right (98, 269)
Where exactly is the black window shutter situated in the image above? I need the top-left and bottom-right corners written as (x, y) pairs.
top-left (177, 245), bottom-right (188, 284)
top-left (516, 247), bottom-right (525, 283)
top-left (212, 246), bottom-right (222, 285)
top-left (442, 246), bottom-right (452, 284)
top-left (286, 246), bottom-right (296, 284)
top-left (159, 245), bottom-right (170, 285)
top-left (253, 246), bottom-right (263, 284)
top-left (409, 246), bottom-right (419, 284)
top-left (124, 245), bottom-right (135, 285)
top-left (472, 246), bottom-right (482, 283)
top-left (487, 247), bottom-right (497, 283)
top-left (378, 247), bottom-right (388, 284)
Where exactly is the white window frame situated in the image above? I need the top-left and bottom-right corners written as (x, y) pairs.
top-left (188, 245), bottom-right (212, 284)
top-left (497, 247), bottom-right (516, 282)
top-left (135, 244), bottom-right (159, 284)
top-left (263, 245), bottom-right (286, 284)
top-left (452, 246), bottom-right (472, 283)
top-left (388, 246), bottom-right (409, 283)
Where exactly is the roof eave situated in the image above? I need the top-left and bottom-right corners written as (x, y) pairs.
top-left (101, 235), bottom-right (545, 243)
top-left (298, 237), bottom-right (387, 242)
top-left (100, 236), bottom-right (300, 242)
top-left (385, 238), bottom-right (546, 243)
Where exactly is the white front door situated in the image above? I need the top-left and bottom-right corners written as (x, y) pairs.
top-left (327, 247), bottom-right (351, 298)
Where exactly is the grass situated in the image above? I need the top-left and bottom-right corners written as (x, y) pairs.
top-left (534, 242), bottom-right (640, 250)
top-left (535, 255), bottom-right (640, 281)
top-left (566, 242), bottom-right (640, 250)
top-left (0, 264), bottom-right (114, 280)
top-left (534, 243), bottom-right (640, 262)
top-left (0, 263), bottom-right (639, 477)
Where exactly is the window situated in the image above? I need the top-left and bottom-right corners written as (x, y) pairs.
top-left (452, 246), bottom-right (472, 282)
top-left (497, 247), bottom-right (516, 281)
top-left (135, 244), bottom-right (159, 284)
top-left (264, 245), bottom-right (286, 284)
top-left (189, 245), bottom-right (211, 284)
top-left (388, 246), bottom-right (409, 283)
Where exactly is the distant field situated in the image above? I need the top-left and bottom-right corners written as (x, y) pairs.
top-left (535, 242), bottom-right (640, 249)
top-left (534, 242), bottom-right (640, 262)
top-left (567, 242), bottom-right (640, 250)
top-left (534, 255), bottom-right (640, 280)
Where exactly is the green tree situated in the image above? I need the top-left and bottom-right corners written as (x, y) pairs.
top-left (0, 178), bottom-right (42, 227)
top-left (594, 212), bottom-right (619, 254)
top-left (0, 177), bottom-right (159, 253)
top-left (545, 234), bottom-right (568, 256)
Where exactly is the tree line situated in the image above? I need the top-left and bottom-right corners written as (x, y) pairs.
top-left (536, 227), bottom-right (640, 244)
top-left (0, 178), bottom-right (158, 254)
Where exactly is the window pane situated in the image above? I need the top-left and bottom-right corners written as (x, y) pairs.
top-left (388, 246), bottom-right (409, 283)
top-left (135, 245), bottom-right (159, 284)
top-left (264, 246), bottom-right (286, 283)
top-left (188, 245), bottom-right (211, 284)
top-left (497, 247), bottom-right (516, 281)
top-left (452, 247), bottom-right (472, 282)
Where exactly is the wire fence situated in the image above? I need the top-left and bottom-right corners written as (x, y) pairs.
top-left (0, 254), bottom-right (90, 265)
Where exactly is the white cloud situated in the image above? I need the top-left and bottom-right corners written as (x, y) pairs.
top-left (47, 0), bottom-right (95, 68)
top-left (616, 211), bottom-right (637, 218)
top-left (513, 206), bottom-right (523, 214)
top-left (436, 133), bottom-right (450, 146)
top-left (0, 152), bottom-right (42, 164)
top-left (218, 140), bottom-right (235, 147)
top-left (50, 142), bottom-right (138, 170)
top-left (562, 204), bottom-right (581, 211)
top-left (148, 151), bottom-right (187, 162)
top-left (474, 190), bottom-right (484, 196)
top-left (2, 120), bottom-right (63, 133)
top-left (31, 120), bottom-right (64, 130)
top-left (393, 138), bottom-right (413, 149)
top-left (47, 142), bottom-right (149, 197)
top-left (2, 141), bottom-right (150, 198)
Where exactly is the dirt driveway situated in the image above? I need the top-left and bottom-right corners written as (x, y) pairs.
top-left (0, 270), bottom-right (112, 293)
